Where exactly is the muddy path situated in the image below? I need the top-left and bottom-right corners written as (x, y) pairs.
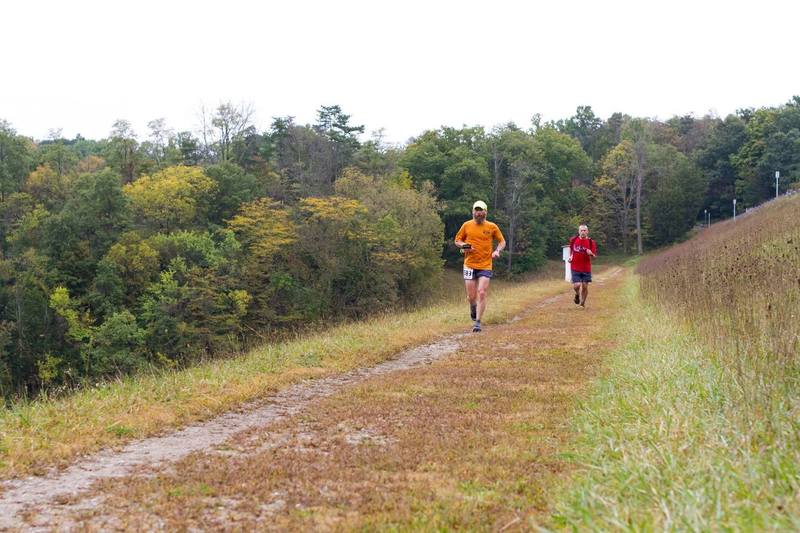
top-left (2, 267), bottom-right (625, 531)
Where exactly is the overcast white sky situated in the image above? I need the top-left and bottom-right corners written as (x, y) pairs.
top-left (2, 0), bottom-right (798, 145)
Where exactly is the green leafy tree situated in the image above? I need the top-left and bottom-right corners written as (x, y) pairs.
top-left (593, 112), bottom-right (626, 164)
top-left (335, 168), bottom-right (444, 302)
top-left (556, 106), bottom-right (604, 162)
top-left (23, 163), bottom-right (72, 209)
top-left (488, 126), bottom-right (542, 272)
top-left (351, 129), bottom-right (402, 178)
top-left (104, 120), bottom-right (143, 183)
top-left (65, 134), bottom-right (105, 160)
top-left (38, 131), bottom-right (79, 178)
top-left (400, 126), bottom-right (491, 238)
top-left (644, 145), bottom-right (707, 245)
top-left (90, 310), bottom-right (147, 376)
top-left (264, 105), bottom-right (365, 192)
top-left (621, 118), bottom-right (652, 254)
top-left (314, 104), bottom-right (365, 176)
top-left (90, 233), bottom-right (160, 314)
top-left (137, 231), bottom-right (246, 359)
top-left (140, 118), bottom-right (183, 169)
top-left (531, 126), bottom-right (592, 255)
top-left (227, 197), bottom-right (302, 326)
top-left (0, 192), bottom-right (36, 256)
top-left (266, 117), bottom-right (338, 199)
top-left (732, 98), bottom-right (800, 205)
top-left (208, 102), bottom-right (256, 163)
top-left (596, 140), bottom-right (637, 253)
top-left (695, 114), bottom-right (747, 217)
top-left (139, 258), bottom-right (249, 362)
top-left (147, 229), bottom-right (239, 270)
top-left (50, 287), bottom-right (148, 378)
top-left (294, 196), bottom-right (380, 317)
top-left (0, 251), bottom-right (64, 392)
top-left (49, 286), bottom-right (94, 377)
top-left (41, 168), bottom-right (131, 291)
top-left (176, 131), bottom-right (202, 166)
top-left (205, 162), bottom-right (263, 224)
top-left (0, 120), bottom-right (35, 201)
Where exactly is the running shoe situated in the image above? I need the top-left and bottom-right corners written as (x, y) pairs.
top-left (472, 320), bottom-right (482, 333)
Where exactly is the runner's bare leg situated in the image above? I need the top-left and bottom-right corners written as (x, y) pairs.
top-left (464, 279), bottom-right (478, 309)
top-left (476, 276), bottom-right (491, 321)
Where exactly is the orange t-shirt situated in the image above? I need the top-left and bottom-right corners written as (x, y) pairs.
top-left (455, 219), bottom-right (505, 271)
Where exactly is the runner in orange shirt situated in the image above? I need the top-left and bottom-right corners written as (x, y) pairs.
top-left (454, 200), bottom-right (505, 332)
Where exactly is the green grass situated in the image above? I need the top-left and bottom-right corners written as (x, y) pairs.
top-left (550, 277), bottom-right (800, 531)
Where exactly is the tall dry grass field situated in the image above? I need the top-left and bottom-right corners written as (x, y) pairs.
top-left (637, 195), bottom-right (800, 392)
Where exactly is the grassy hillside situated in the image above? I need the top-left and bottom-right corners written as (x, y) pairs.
top-left (638, 194), bottom-right (799, 366)
top-left (551, 194), bottom-right (800, 529)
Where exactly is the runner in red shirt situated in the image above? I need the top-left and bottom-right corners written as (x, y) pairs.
top-left (568, 224), bottom-right (597, 308)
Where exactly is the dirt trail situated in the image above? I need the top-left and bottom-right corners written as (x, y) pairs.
top-left (0, 339), bottom-right (461, 530)
top-left (2, 267), bottom-right (625, 531)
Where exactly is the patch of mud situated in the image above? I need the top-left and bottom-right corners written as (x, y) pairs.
top-left (0, 337), bottom-right (462, 530)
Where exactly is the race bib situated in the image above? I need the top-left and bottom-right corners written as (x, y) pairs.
top-left (463, 267), bottom-right (474, 280)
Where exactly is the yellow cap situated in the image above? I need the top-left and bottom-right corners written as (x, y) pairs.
top-left (472, 200), bottom-right (487, 211)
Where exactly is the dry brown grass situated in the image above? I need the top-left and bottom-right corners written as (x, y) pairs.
top-left (637, 194), bottom-right (800, 390)
top-left (31, 269), bottom-right (627, 531)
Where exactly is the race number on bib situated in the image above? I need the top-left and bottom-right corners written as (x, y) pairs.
top-left (463, 267), bottom-right (474, 280)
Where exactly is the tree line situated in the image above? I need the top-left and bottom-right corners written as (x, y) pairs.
top-left (1, 98), bottom-right (798, 397)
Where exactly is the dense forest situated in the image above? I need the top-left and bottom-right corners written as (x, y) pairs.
top-left (1, 98), bottom-right (799, 396)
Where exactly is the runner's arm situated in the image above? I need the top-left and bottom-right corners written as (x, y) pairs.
top-left (454, 225), bottom-right (469, 249)
top-left (454, 238), bottom-right (472, 250)
top-left (492, 226), bottom-right (506, 257)
top-left (492, 239), bottom-right (505, 258)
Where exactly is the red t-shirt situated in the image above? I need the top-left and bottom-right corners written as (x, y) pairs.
top-left (569, 236), bottom-right (596, 273)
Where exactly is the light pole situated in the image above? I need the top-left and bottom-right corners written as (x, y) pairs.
top-left (776, 170), bottom-right (780, 198)
top-left (733, 198), bottom-right (736, 221)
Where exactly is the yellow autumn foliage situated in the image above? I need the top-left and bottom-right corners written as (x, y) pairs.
top-left (124, 166), bottom-right (217, 231)
top-left (227, 197), bottom-right (297, 265)
top-left (23, 164), bottom-right (70, 204)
